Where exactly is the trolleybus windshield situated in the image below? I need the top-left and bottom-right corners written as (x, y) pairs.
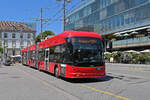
top-left (66, 37), bottom-right (104, 67)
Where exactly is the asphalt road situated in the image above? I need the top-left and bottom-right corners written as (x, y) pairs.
top-left (0, 63), bottom-right (150, 100)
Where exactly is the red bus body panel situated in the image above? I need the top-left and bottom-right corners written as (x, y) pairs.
top-left (65, 65), bottom-right (105, 78)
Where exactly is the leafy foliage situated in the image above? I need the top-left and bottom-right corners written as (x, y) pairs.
top-left (105, 53), bottom-right (112, 60)
top-left (105, 53), bottom-right (112, 62)
top-left (145, 56), bottom-right (150, 61)
top-left (104, 52), bottom-right (150, 64)
top-left (35, 30), bottom-right (54, 43)
top-left (0, 48), bottom-right (3, 53)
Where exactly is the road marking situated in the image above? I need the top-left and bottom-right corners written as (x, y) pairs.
top-left (78, 84), bottom-right (131, 100)
top-left (18, 67), bottom-right (81, 100)
top-left (110, 67), bottom-right (149, 72)
top-left (128, 68), bottom-right (149, 72)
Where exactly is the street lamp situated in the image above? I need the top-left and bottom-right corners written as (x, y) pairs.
top-left (20, 25), bottom-right (23, 55)
top-left (56, 0), bottom-right (71, 31)
top-left (12, 41), bottom-right (16, 56)
top-left (2, 27), bottom-right (6, 63)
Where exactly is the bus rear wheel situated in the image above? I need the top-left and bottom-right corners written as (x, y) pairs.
top-left (54, 67), bottom-right (59, 78)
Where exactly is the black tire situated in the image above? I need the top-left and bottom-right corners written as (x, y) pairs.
top-left (54, 67), bottom-right (59, 78)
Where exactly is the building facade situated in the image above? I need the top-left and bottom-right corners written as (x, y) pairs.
top-left (66, 0), bottom-right (150, 51)
top-left (0, 21), bottom-right (36, 56)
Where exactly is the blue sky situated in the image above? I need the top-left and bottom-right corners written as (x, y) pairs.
top-left (0, 0), bottom-right (81, 35)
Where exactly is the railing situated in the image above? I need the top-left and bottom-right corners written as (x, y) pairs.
top-left (113, 36), bottom-right (150, 46)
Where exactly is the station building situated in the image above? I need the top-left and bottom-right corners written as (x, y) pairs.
top-left (66, 0), bottom-right (150, 51)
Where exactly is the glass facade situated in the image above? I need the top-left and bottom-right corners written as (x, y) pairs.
top-left (66, 0), bottom-right (150, 35)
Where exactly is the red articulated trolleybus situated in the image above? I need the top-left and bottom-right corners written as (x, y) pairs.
top-left (21, 31), bottom-right (106, 78)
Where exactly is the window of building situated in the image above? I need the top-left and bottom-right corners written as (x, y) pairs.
top-left (136, 0), bottom-right (148, 6)
top-left (116, 15), bottom-right (121, 27)
top-left (27, 40), bottom-right (31, 46)
top-left (4, 33), bottom-right (7, 38)
top-left (20, 34), bottom-right (23, 38)
top-left (5, 40), bottom-right (8, 46)
top-left (79, 9), bottom-right (83, 18)
top-left (12, 40), bottom-right (16, 48)
top-left (12, 33), bottom-right (16, 38)
top-left (109, 18), bottom-right (113, 29)
top-left (28, 33), bottom-right (31, 38)
top-left (83, 6), bottom-right (92, 17)
top-left (120, 14), bottom-right (125, 26)
top-left (100, 9), bottom-right (107, 20)
top-left (20, 40), bottom-right (24, 46)
top-left (112, 17), bottom-right (116, 28)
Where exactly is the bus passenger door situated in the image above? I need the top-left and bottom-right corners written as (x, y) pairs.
top-left (35, 44), bottom-right (38, 69)
top-left (45, 48), bottom-right (49, 71)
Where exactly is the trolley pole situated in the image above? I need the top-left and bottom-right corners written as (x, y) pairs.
top-left (40, 8), bottom-right (43, 35)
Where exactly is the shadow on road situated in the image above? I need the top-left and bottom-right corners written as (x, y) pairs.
top-left (25, 66), bottom-right (114, 83)
top-left (36, 68), bottom-right (114, 83)
top-left (61, 75), bottom-right (114, 83)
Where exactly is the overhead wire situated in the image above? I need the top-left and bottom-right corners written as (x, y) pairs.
top-left (44, 0), bottom-right (82, 28)
top-left (65, 1), bottom-right (82, 14)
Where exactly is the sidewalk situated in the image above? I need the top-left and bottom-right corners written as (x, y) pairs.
top-left (106, 63), bottom-right (150, 67)
top-left (106, 63), bottom-right (150, 68)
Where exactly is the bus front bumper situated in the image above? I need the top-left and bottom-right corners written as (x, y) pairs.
top-left (65, 72), bottom-right (106, 78)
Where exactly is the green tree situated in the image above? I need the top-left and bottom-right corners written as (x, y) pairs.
top-left (0, 48), bottom-right (3, 53)
top-left (105, 53), bottom-right (112, 62)
top-left (145, 56), bottom-right (150, 63)
top-left (112, 52), bottom-right (120, 63)
top-left (35, 30), bottom-right (54, 43)
top-left (126, 53), bottom-right (133, 64)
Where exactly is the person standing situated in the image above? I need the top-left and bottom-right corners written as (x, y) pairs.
top-left (0, 58), bottom-right (2, 65)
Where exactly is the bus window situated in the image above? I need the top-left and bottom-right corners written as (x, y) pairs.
top-left (49, 47), bottom-right (55, 61)
top-left (39, 49), bottom-right (44, 61)
top-left (66, 37), bottom-right (104, 67)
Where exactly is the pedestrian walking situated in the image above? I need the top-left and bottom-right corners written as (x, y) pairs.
top-left (0, 58), bottom-right (1, 65)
